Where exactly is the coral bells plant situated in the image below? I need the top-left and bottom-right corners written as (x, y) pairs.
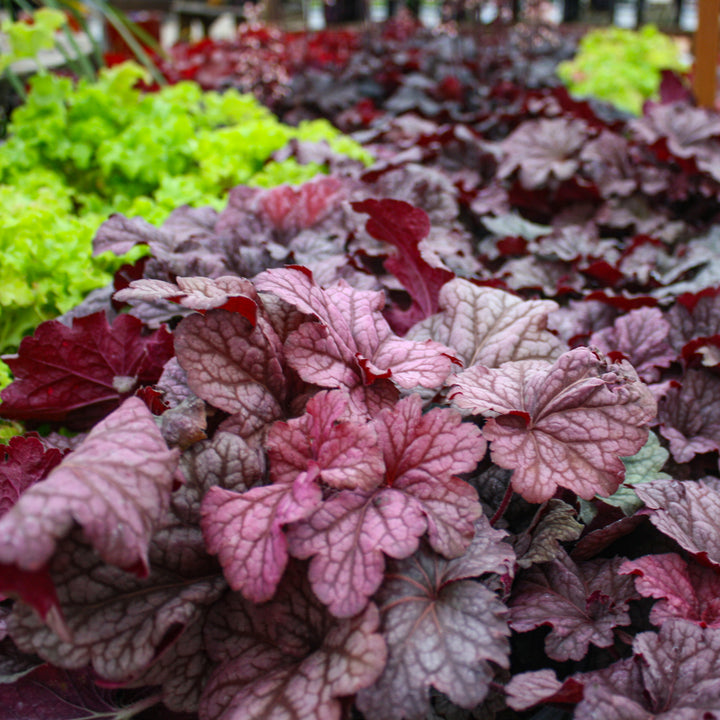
top-left (0, 195), bottom-right (663, 720)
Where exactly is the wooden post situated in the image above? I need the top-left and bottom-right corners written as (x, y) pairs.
top-left (693, 0), bottom-right (720, 108)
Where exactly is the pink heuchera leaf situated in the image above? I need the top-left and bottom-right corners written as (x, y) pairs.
top-left (351, 198), bottom-right (454, 333)
top-left (450, 347), bottom-right (657, 502)
top-left (498, 117), bottom-right (589, 189)
top-left (589, 307), bottom-right (676, 383)
top-left (356, 517), bottom-right (513, 720)
top-left (114, 276), bottom-right (258, 324)
top-left (406, 278), bottom-right (563, 368)
top-left (657, 369), bottom-right (720, 462)
top-left (0, 397), bottom-right (180, 618)
top-left (0, 312), bottom-right (174, 429)
top-left (257, 176), bottom-right (345, 234)
top-left (620, 553), bottom-right (720, 628)
top-left (635, 478), bottom-right (720, 566)
top-left (174, 308), bottom-right (287, 437)
top-left (266, 390), bottom-right (384, 490)
top-left (509, 548), bottom-right (638, 662)
top-left (201, 470), bottom-right (322, 603)
top-left (199, 562), bottom-right (386, 720)
top-left (574, 620), bottom-right (720, 719)
top-left (8, 521), bottom-right (225, 688)
top-left (287, 395), bottom-right (485, 616)
top-left (0, 436), bottom-right (63, 516)
top-left (254, 267), bottom-right (456, 391)
top-left (505, 670), bottom-right (584, 711)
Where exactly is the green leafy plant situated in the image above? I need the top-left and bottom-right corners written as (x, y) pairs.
top-left (0, 61), bottom-right (372, 366)
top-left (557, 25), bottom-right (688, 115)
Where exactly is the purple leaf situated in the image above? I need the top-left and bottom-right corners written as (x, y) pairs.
top-left (255, 267), bottom-right (456, 391)
top-left (174, 308), bottom-right (287, 437)
top-left (0, 665), bottom-right (143, 720)
top-left (620, 553), bottom-right (720, 628)
top-left (8, 526), bottom-right (225, 689)
top-left (406, 278), bottom-right (562, 368)
top-left (505, 670), bottom-right (584, 711)
top-left (199, 562), bottom-right (386, 720)
top-left (450, 348), bottom-right (657, 502)
top-left (356, 518), bottom-right (513, 720)
top-left (657, 369), bottom-right (720, 462)
top-left (509, 548), bottom-right (638, 661)
top-left (0, 398), bottom-right (179, 619)
top-left (0, 312), bottom-right (174, 429)
top-left (0, 436), bottom-right (63, 517)
top-left (351, 198), bottom-right (454, 332)
top-left (201, 471), bottom-right (322, 603)
top-left (575, 620), bottom-right (720, 719)
top-left (266, 389), bottom-right (384, 490)
top-left (589, 307), bottom-right (675, 383)
top-left (498, 118), bottom-right (588, 189)
top-left (635, 478), bottom-right (720, 566)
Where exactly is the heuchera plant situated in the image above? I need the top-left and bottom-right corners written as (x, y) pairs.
top-left (6, 21), bottom-right (720, 718)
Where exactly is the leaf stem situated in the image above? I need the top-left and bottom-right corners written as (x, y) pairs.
top-left (490, 481), bottom-right (514, 526)
top-left (117, 692), bottom-right (164, 720)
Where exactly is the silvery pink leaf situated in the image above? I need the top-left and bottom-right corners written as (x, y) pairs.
top-left (92, 213), bottom-right (166, 256)
top-left (589, 307), bottom-right (675, 383)
top-left (509, 548), bottom-right (638, 662)
top-left (373, 395), bottom-right (485, 557)
top-left (450, 348), bottom-right (657, 502)
top-left (156, 357), bottom-right (194, 408)
top-left (0, 398), bottom-right (179, 618)
top-left (8, 523), bottom-right (225, 685)
top-left (287, 487), bottom-right (427, 617)
top-left (0, 436), bottom-right (63, 517)
top-left (657, 369), bottom-right (720, 462)
top-left (504, 670), bottom-right (583, 711)
top-left (575, 620), bottom-right (720, 719)
top-left (287, 396), bottom-right (484, 616)
top-left (266, 390), bottom-right (384, 491)
top-left (199, 563), bottom-right (386, 720)
top-left (498, 118), bottom-right (588, 189)
top-left (201, 471), bottom-right (321, 603)
top-left (406, 278), bottom-right (562, 368)
top-left (621, 553), bottom-right (720, 628)
top-left (115, 276), bottom-right (258, 324)
top-left (255, 267), bottom-right (455, 390)
top-left (174, 309), bottom-right (287, 436)
top-left (356, 522), bottom-right (512, 720)
top-left (635, 479), bottom-right (720, 565)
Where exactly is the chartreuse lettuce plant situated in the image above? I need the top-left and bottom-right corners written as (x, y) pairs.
top-left (557, 25), bottom-right (688, 115)
top-left (0, 61), bottom-right (371, 364)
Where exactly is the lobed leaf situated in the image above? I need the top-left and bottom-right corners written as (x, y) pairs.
top-left (451, 347), bottom-right (657, 502)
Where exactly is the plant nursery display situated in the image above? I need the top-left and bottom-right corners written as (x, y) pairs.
top-left (3, 17), bottom-right (720, 720)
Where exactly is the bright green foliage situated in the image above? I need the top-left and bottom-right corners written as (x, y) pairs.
top-left (0, 8), bottom-right (67, 73)
top-left (557, 25), bottom-right (688, 115)
top-left (0, 62), bottom-right (371, 355)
